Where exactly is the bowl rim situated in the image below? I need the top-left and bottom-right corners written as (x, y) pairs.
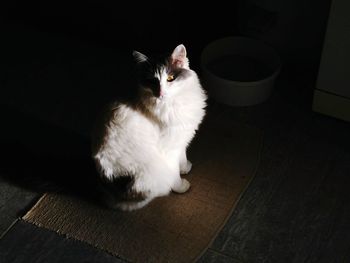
top-left (200, 36), bottom-right (282, 86)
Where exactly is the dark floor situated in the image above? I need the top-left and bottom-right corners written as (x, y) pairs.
top-left (1, 23), bottom-right (350, 263)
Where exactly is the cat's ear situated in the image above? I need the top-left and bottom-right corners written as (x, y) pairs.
top-left (171, 44), bottom-right (189, 69)
top-left (132, 51), bottom-right (148, 63)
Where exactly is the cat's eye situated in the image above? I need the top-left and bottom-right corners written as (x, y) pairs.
top-left (167, 74), bottom-right (176, 82)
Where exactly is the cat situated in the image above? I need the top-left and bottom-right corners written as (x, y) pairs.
top-left (91, 44), bottom-right (207, 211)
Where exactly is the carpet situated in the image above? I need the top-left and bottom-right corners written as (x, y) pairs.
top-left (23, 116), bottom-right (262, 263)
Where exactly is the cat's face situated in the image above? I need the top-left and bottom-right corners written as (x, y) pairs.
top-left (133, 45), bottom-right (191, 101)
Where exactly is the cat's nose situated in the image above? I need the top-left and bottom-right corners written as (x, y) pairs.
top-left (155, 85), bottom-right (163, 98)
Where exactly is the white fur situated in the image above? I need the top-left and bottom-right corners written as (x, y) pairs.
top-left (93, 47), bottom-right (206, 211)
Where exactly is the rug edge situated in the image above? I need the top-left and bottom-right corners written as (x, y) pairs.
top-left (193, 131), bottom-right (264, 262)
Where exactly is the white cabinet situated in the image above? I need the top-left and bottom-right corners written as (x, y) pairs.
top-left (313, 0), bottom-right (350, 121)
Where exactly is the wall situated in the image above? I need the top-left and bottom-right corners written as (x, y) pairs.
top-left (236, 0), bottom-right (332, 64)
top-left (2, 1), bottom-right (332, 69)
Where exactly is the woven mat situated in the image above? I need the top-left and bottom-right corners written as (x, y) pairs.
top-left (23, 117), bottom-right (262, 263)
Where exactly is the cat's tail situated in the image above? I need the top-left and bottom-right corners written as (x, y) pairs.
top-left (113, 199), bottom-right (153, 211)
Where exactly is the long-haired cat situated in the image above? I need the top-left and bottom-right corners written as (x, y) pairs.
top-left (91, 44), bottom-right (207, 211)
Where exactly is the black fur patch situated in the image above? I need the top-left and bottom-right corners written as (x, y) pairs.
top-left (97, 175), bottom-right (147, 208)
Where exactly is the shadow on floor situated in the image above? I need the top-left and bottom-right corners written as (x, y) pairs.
top-left (0, 104), bottom-right (102, 206)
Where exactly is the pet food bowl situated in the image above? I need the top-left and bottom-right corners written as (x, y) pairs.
top-left (200, 36), bottom-right (281, 106)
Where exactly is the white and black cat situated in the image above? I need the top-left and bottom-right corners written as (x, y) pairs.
top-left (91, 44), bottom-right (207, 211)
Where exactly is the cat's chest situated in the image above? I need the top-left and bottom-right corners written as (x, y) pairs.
top-left (158, 117), bottom-right (195, 147)
top-left (158, 126), bottom-right (187, 152)
top-left (161, 100), bottom-right (200, 126)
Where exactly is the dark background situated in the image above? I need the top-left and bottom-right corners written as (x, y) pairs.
top-left (0, 0), bottom-right (334, 197)
top-left (0, 0), bottom-right (334, 186)
top-left (1, 0), bottom-right (331, 68)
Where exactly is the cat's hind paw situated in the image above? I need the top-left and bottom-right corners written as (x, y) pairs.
top-left (172, 179), bottom-right (191, 194)
top-left (180, 160), bottom-right (192, 175)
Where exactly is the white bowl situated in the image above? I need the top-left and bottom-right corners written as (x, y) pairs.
top-left (200, 36), bottom-right (281, 106)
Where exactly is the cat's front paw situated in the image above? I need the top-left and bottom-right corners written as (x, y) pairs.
top-left (172, 179), bottom-right (191, 194)
top-left (180, 160), bottom-right (192, 175)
